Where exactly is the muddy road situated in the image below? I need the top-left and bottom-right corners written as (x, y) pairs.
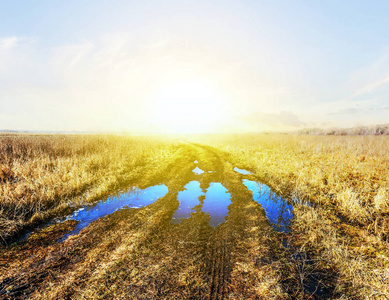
top-left (0, 143), bottom-right (331, 299)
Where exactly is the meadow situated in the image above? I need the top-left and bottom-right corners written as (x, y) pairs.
top-left (0, 134), bottom-right (180, 244)
top-left (1, 133), bottom-right (388, 299)
top-left (191, 134), bottom-right (389, 299)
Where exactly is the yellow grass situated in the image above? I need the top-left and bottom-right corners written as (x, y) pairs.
top-left (1, 133), bottom-right (389, 299)
top-left (191, 134), bottom-right (389, 298)
top-left (0, 134), bottom-right (179, 243)
top-left (1, 140), bottom-right (289, 299)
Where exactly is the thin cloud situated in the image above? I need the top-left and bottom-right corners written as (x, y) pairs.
top-left (351, 74), bottom-right (389, 99)
top-left (54, 41), bottom-right (95, 69)
top-left (0, 37), bottom-right (20, 70)
top-left (328, 105), bottom-right (389, 115)
top-left (328, 108), bottom-right (359, 115)
top-left (0, 37), bottom-right (19, 50)
top-left (239, 111), bottom-right (305, 130)
top-left (0, 36), bottom-right (36, 73)
top-left (0, 36), bottom-right (36, 52)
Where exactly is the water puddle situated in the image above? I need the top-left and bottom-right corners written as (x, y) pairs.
top-left (242, 180), bottom-right (327, 297)
top-left (202, 183), bottom-right (231, 227)
top-left (234, 167), bottom-right (252, 175)
top-left (172, 181), bottom-right (204, 223)
top-left (172, 182), bottom-right (231, 227)
top-left (243, 179), bottom-right (293, 232)
top-left (192, 167), bottom-right (205, 175)
top-left (60, 184), bottom-right (168, 241)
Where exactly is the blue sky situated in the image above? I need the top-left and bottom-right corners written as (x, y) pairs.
top-left (1, 1), bottom-right (389, 132)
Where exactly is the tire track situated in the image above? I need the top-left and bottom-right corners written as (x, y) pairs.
top-left (1, 143), bottom-right (293, 299)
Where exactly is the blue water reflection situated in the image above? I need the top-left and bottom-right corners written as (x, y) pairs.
top-left (234, 167), bottom-right (252, 175)
top-left (61, 184), bottom-right (168, 240)
top-left (193, 167), bottom-right (205, 175)
top-left (172, 181), bottom-right (204, 223)
top-left (172, 181), bottom-right (231, 227)
top-left (243, 179), bottom-right (293, 233)
top-left (202, 183), bottom-right (231, 227)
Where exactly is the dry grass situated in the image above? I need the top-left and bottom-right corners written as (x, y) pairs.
top-left (191, 134), bottom-right (389, 298)
top-left (2, 133), bottom-right (389, 299)
top-left (0, 141), bottom-right (290, 299)
top-left (297, 123), bottom-right (389, 135)
top-left (0, 134), bottom-right (179, 244)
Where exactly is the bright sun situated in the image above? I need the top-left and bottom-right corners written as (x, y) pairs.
top-left (151, 80), bottom-right (227, 133)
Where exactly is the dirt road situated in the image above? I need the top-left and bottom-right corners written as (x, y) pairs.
top-left (1, 143), bottom-right (317, 299)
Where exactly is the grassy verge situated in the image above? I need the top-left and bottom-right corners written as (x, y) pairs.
top-left (190, 134), bottom-right (389, 298)
top-left (0, 134), bottom-right (180, 244)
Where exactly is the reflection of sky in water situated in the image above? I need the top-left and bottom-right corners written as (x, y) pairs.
top-left (192, 167), bottom-right (205, 175)
top-left (234, 167), bottom-right (252, 175)
top-left (172, 181), bottom-right (204, 223)
top-left (243, 179), bottom-right (293, 233)
top-left (202, 182), bottom-right (231, 227)
top-left (60, 184), bottom-right (168, 241)
top-left (172, 181), bottom-right (231, 227)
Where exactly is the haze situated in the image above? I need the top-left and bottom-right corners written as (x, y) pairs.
top-left (1, 1), bottom-right (389, 133)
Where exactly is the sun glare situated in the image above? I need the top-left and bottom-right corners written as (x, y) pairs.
top-left (151, 80), bottom-right (227, 133)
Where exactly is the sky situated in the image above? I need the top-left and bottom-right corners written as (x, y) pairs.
top-left (1, 0), bottom-right (389, 133)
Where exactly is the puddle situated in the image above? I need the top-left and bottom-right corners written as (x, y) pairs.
top-left (202, 183), bottom-right (231, 227)
top-left (192, 167), bottom-right (205, 175)
top-left (60, 184), bottom-right (168, 241)
top-left (234, 167), bottom-right (252, 175)
top-left (172, 181), bottom-right (231, 227)
top-left (243, 179), bottom-right (293, 233)
top-left (243, 182), bottom-right (329, 296)
top-left (172, 181), bottom-right (204, 223)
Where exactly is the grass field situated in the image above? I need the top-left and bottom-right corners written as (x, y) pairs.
top-left (1, 134), bottom-right (388, 299)
top-left (0, 134), bottom-right (180, 243)
top-left (191, 134), bottom-right (389, 299)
